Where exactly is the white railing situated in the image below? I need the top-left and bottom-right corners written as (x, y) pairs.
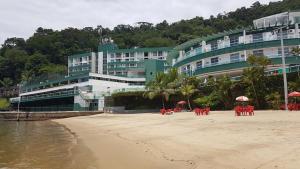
top-left (176, 30), bottom-right (300, 63)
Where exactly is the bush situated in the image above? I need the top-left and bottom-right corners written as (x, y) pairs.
top-left (0, 98), bottom-right (10, 111)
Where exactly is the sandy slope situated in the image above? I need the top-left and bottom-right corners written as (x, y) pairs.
top-left (55, 110), bottom-right (300, 169)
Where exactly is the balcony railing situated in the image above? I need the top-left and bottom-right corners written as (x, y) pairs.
top-left (176, 30), bottom-right (300, 63)
top-left (191, 55), bottom-right (300, 76)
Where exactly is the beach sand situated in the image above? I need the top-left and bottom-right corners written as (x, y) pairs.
top-left (55, 110), bottom-right (300, 169)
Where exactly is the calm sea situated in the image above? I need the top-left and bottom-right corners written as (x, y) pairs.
top-left (0, 121), bottom-right (98, 169)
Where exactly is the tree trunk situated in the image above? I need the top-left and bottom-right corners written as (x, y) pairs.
top-left (187, 97), bottom-right (192, 111)
top-left (251, 81), bottom-right (260, 108)
top-left (161, 96), bottom-right (165, 109)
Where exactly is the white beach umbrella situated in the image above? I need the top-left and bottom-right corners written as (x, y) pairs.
top-left (236, 96), bottom-right (249, 102)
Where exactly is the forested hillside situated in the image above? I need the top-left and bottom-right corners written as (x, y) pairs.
top-left (1, 0), bottom-right (300, 86)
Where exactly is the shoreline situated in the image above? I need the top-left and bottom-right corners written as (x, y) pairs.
top-left (55, 110), bottom-right (300, 169)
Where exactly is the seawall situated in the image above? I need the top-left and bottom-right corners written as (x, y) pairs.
top-left (0, 111), bottom-right (102, 121)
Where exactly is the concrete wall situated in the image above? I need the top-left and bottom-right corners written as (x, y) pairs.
top-left (0, 111), bottom-right (102, 121)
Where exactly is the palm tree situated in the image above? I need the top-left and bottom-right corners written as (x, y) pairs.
top-left (292, 46), bottom-right (300, 56)
top-left (180, 84), bottom-right (197, 111)
top-left (0, 78), bottom-right (13, 97)
top-left (144, 68), bottom-right (182, 109)
top-left (242, 55), bottom-right (271, 108)
top-left (144, 72), bottom-right (168, 109)
top-left (216, 75), bottom-right (234, 109)
top-left (265, 92), bottom-right (282, 109)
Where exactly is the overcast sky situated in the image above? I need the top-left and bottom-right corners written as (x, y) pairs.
top-left (0, 0), bottom-right (277, 45)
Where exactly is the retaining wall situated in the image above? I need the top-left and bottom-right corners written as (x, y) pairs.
top-left (0, 111), bottom-right (102, 121)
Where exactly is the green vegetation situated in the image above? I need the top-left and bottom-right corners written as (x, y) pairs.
top-left (0, 98), bottom-right (10, 110)
top-left (1, 0), bottom-right (300, 86)
top-left (144, 55), bottom-right (300, 110)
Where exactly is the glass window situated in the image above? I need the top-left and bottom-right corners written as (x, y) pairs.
top-left (153, 52), bottom-right (157, 56)
top-left (210, 41), bottom-right (218, 51)
top-left (158, 51), bottom-right (163, 56)
top-left (253, 50), bottom-right (264, 56)
top-left (253, 33), bottom-right (263, 43)
top-left (130, 52), bottom-right (135, 57)
top-left (116, 53), bottom-right (121, 58)
top-left (211, 57), bottom-right (219, 65)
top-left (278, 47), bottom-right (290, 56)
top-left (230, 53), bottom-right (240, 62)
top-left (110, 53), bottom-right (115, 58)
top-left (196, 61), bottom-right (202, 69)
top-left (144, 52), bottom-right (149, 57)
top-left (230, 36), bottom-right (239, 47)
top-left (125, 53), bottom-right (129, 57)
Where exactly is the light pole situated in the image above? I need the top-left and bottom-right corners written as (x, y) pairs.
top-left (279, 27), bottom-right (289, 111)
top-left (17, 83), bottom-right (22, 121)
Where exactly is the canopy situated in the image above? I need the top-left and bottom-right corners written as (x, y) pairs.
top-left (177, 101), bottom-right (187, 105)
top-left (236, 96), bottom-right (249, 102)
top-left (288, 91), bottom-right (300, 97)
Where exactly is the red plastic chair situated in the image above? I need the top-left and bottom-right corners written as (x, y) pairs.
top-left (160, 108), bottom-right (166, 115)
top-left (234, 106), bottom-right (241, 116)
top-left (204, 107), bottom-right (210, 115)
top-left (194, 108), bottom-right (202, 115)
top-left (246, 106), bottom-right (254, 116)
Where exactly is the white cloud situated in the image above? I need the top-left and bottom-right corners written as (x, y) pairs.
top-left (0, 0), bottom-right (277, 45)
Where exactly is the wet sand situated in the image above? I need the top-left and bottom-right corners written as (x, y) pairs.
top-left (55, 110), bottom-right (300, 169)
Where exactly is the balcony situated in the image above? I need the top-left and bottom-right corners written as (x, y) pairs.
top-left (174, 32), bottom-right (300, 67)
top-left (193, 55), bottom-right (300, 76)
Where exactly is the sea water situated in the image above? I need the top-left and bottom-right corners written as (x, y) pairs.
top-left (0, 121), bottom-right (98, 169)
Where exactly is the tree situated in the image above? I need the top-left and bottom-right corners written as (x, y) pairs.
top-left (144, 72), bottom-right (168, 109)
top-left (0, 78), bottom-right (13, 98)
top-left (25, 52), bottom-right (49, 77)
top-left (265, 92), bottom-right (282, 110)
top-left (241, 55), bottom-right (271, 108)
top-left (0, 49), bottom-right (28, 82)
top-left (0, 78), bottom-right (13, 88)
top-left (180, 84), bottom-right (197, 110)
top-left (215, 75), bottom-right (234, 109)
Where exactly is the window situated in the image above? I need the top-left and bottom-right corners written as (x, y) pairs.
top-left (116, 53), bottom-right (121, 58)
top-left (196, 61), bottom-right (202, 69)
top-left (110, 53), bottom-right (115, 58)
top-left (278, 47), bottom-right (290, 57)
top-left (125, 53), bottom-right (129, 57)
top-left (253, 33), bottom-right (263, 43)
top-left (144, 52), bottom-right (149, 57)
top-left (130, 52), bottom-right (135, 57)
top-left (210, 41), bottom-right (218, 51)
top-left (125, 59), bottom-right (129, 61)
top-left (211, 57), bottom-right (219, 65)
top-left (230, 53), bottom-right (240, 62)
top-left (153, 52), bottom-right (157, 56)
top-left (158, 51), bottom-right (163, 56)
top-left (230, 36), bottom-right (239, 47)
top-left (253, 50), bottom-right (264, 56)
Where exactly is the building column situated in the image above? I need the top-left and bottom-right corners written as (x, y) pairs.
top-left (243, 30), bottom-right (247, 61)
top-left (295, 23), bottom-right (299, 38)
